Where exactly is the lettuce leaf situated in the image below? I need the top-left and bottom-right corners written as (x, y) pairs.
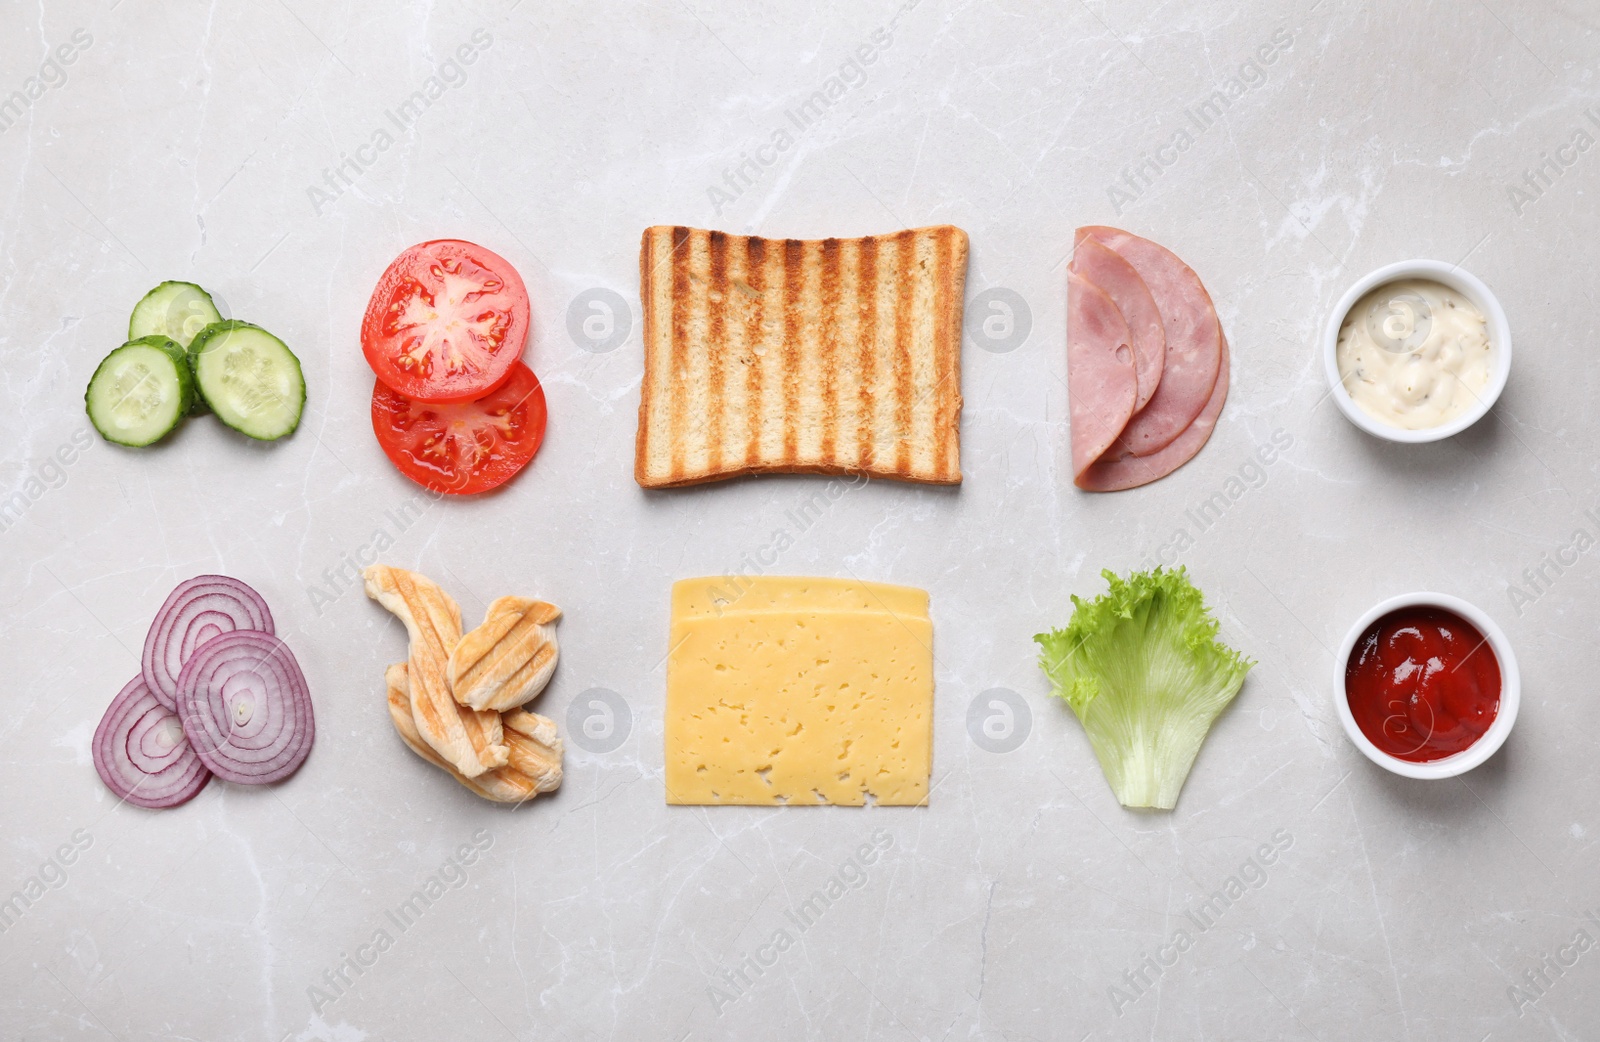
top-left (1034, 567), bottom-right (1252, 810)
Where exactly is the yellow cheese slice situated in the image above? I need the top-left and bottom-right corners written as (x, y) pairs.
top-left (665, 576), bottom-right (933, 806)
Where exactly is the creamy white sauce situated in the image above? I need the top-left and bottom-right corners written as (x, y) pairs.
top-left (1336, 278), bottom-right (1494, 430)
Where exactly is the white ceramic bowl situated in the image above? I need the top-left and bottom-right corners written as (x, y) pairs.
top-left (1333, 592), bottom-right (1520, 779)
top-left (1322, 259), bottom-right (1511, 442)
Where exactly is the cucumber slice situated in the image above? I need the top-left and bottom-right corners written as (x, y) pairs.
top-left (188, 321), bottom-right (305, 441)
top-left (85, 336), bottom-right (195, 447)
top-left (129, 281), bottom-right (223, 348)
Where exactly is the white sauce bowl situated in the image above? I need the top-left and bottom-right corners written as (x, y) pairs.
top-left (1322, 260), bottom-right (1512, 442)
top-left (1332, 592), bottom-right (1520, 780)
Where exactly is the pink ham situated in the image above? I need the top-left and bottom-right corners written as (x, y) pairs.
top-left (1077, 226), bottom-right (1221, 456)
top-left (1069, 236), bottom-right (1166, 413)
top-left (1066, 270), bottom-right (1138, 481)
top-left (1077, 336), bottom-right (1230, 492)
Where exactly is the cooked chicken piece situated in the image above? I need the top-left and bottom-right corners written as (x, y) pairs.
top-left (501, 707), bottom-right (564, 793)
top-left (449, 596), bottom-right (561, 712)
top-left (364, 565), bottom-right (507, 777)
top-left (385, 663), bottom-right (561, 803)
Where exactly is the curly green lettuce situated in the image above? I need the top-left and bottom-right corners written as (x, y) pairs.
top-left (1034, 567), bottom-right (1253, 810)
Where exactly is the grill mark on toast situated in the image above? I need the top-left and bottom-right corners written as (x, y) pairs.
top-left (744, 237), bottom-right (767, 468)
top-left (782, 238), bottom-right (804, 466)
top-left (668, 226), bottom-right (692, 483)
top-left (933, 226), bottom-right (952, 481)
top-left (819, 238), bottom-right (841, 463)
top-left (857, 236), bottom-right (877, 472)
top-left (707, 231), bottom-right (728, 475)
top-left (893, 229), bottom-right (915, 477)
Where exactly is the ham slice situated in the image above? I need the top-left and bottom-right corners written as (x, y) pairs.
top-left (1077, 226), bottom-right (1221, 456)
top-left (1069, 236), bottom-right (1166, 413)
top-left (1066, 270), bottom-right (1138, 481)
top-left (1077, 336), bottom-right (1230, 492)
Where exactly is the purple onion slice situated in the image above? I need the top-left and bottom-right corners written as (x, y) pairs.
top-left (92, 676), bottom-right (212, 809)
top-left (142, 575), bottom-right (274, 710)
top-left (175, 630), bottom-right (313, 785)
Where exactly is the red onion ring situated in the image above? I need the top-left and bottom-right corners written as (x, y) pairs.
top-left (142, 575), bottom-right (274, 710)
top-left (92, 676), bottom-right (212, 809)
top-left (176, 630), bottom-right (313, 785)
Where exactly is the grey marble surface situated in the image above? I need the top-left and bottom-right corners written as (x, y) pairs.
top-left (3, 1), bottom-right (1599, 1039)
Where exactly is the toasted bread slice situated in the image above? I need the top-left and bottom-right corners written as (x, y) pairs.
top-left (635, 225), bottom-right (968, 488)
top-left (385, 664), bottom-right (561, 804)
top-left (363, 565), bottom-right (508, 778)
top-left (448, 596), bottom-right (561, 712)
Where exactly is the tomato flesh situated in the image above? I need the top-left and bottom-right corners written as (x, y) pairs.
top-left (371, 361), bottom-right (547, 495)
top-left (362, 240), bottom-right (530, 403)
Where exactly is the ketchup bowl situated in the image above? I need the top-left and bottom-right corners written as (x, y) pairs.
top-left (1333, 592), bottom-right (1520, 779)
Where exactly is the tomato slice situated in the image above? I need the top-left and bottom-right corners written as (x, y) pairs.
top-left (361, 239), bottom-right (530, 403)
top-left (371, 361), bottom-right (548, 495)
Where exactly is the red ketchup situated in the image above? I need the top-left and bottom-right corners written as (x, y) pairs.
top-left (1345, 606), bottom-right (1501, 762)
